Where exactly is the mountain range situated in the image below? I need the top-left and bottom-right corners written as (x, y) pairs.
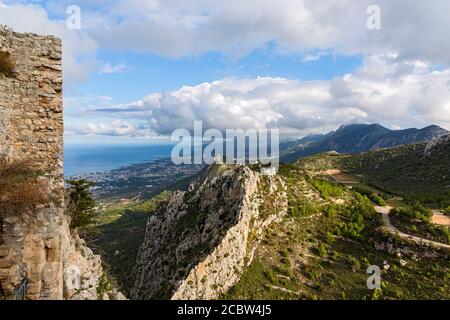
top-left (280, 123), bottom-right (448, 163)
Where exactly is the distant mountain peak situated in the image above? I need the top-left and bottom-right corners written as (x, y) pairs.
top-left (420, 124), bottom-right (446, 132)
top-left (335, 123), bottom-right (388, 132)
top-left (281, 123), bottom-right (449, 163)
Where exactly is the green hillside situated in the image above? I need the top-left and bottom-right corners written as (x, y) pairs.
top-left (338, 140), bottom-right (450, 208)
top-left (90, 192), bottom-right (171, 296)
top-left (224, 162), bottom-right (450, 300)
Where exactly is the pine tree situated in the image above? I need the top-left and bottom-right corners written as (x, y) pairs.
top-left (66, 179), bottom-right (98, 230)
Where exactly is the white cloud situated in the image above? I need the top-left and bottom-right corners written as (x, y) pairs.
top-left (88, 54), bottom-right (450, 137)
top-left (3, 0), bottom-right (450, 84)
top-left (87, 0), bottom-right (450, 64)
top-left (4, 1), bottom-right (450, 138)
top-left (327, 56), bottom-right (450, 129)
top-left (66, 120), bottom-right (151, 137)
top-left (99, 62), bottom-right (127, 74)
top-left (302, 54), bottom-right (321, 63)
top-left (0, 2), bottom-right (98, 86)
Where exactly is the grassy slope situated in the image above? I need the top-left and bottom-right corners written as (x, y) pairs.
top-left (338, 142), bottom-right (450, 208)
top-left (224, 162), bottom-right (450, 300)
top-left (336, 141), bottom-right (450, 244)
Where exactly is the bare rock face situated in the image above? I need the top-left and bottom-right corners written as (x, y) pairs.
top-left (424, 133), bottom-right (450, 155)
top-left (131, 165), bottom-right (287, 300)
top-left (61, 223), bottom-right (126, 300)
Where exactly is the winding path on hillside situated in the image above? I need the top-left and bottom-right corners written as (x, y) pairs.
top-left (374, 206), bottom-right (450, 251)
top-left (321, 168), bottom-right (450, 251)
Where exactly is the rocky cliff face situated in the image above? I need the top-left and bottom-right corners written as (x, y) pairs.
top-left (0, 201), bottom-right (124, 300)
top-left (424, 132), bottom-right (450, 155)
top-left (131, 165), bottom-right (288, 300)
top-left (61, 225), bottom-right (125, 300)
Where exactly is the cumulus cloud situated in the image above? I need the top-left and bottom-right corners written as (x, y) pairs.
top-left (0, 1), bottom-right (98, 85)
top-left (4, 1), bottom-right (450, 138)
top-left (324, 55), bottom-right (450, 129)
top-left (86, 0), bottom-right (450, 64)
top-left (3, 0), bottom-right (450, 83)
top-left (88, 55), bottom-right (450, 137)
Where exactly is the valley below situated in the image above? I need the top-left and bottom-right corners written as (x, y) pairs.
top-left (86, 135), bottom-right (450, 300)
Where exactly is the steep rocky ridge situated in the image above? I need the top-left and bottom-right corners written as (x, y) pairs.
top-left (131, 165), bottom-right (288, 300)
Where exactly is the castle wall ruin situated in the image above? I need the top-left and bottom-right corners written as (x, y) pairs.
top-left (0, 25), bottom-right (65, 299)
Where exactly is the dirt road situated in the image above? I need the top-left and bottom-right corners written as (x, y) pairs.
top-left (374, 206), bottom-right (450, 251)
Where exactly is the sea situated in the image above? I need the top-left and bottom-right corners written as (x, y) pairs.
top-left (64, 143), bottom-right (174, 177)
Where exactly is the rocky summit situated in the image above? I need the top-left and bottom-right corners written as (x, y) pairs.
top-left (131, 165), bottom-right (288, 300)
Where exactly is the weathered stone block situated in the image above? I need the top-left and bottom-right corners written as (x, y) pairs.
top-left (0, 245), bottom-right (12, 257)
top-left (0, 258), bottom-right (13, 269)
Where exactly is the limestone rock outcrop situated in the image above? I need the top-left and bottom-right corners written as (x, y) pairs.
top-left (131, 165), bottom-right (287, 300)
top-left (424, 132), bottom-right (450, 155)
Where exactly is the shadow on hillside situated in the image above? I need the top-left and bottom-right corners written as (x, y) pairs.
top-left (89, 211), bottom-right (150, 297)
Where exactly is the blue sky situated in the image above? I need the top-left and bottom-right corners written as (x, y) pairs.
top-left (65, 49), bottom-right (363, 144)
top-left (2, 0), bottom-right (450, 144)
top-left (75, 49), bottom-right (362, 103)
